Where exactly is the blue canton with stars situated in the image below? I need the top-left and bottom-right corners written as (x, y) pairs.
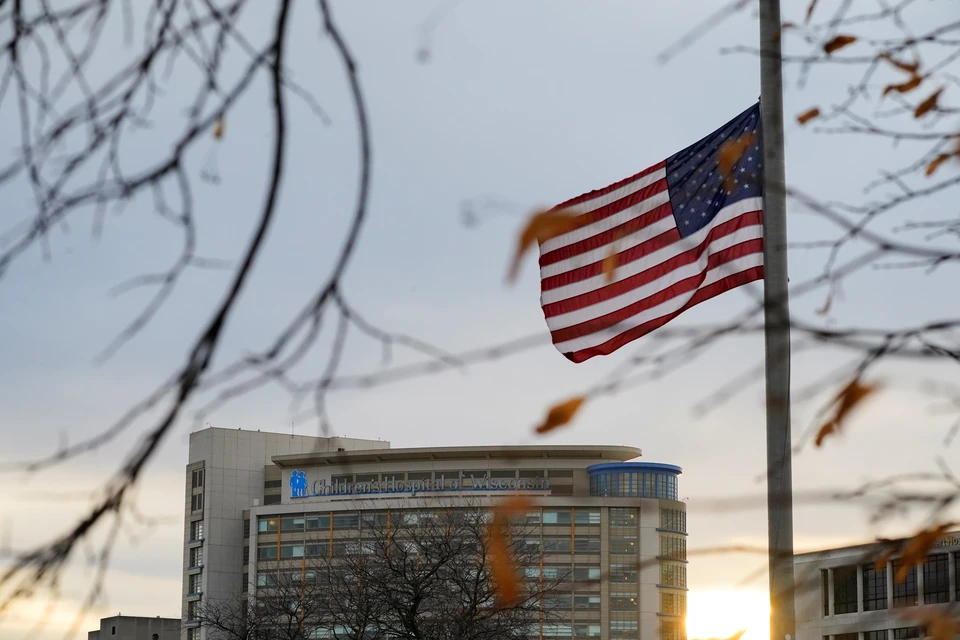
top-left (665, 102), bottom-right (763, 238)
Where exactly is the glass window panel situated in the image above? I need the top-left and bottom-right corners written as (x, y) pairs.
top-left (833, 566), bottom-right (858, 614)
top-left (609, 508), bottom-right (637, 528)
top-left (574, 537), bottom-right (601, 554)
top-left (923, 554), bottom-right (949, 604)
top-left (892, 559), bottom-right (918, 608)
top-left (862, 563), bottom-right (888, 611)
top-left (574, 509), bottom-right (601, 525)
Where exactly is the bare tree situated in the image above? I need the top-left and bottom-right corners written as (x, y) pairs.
top-left (198, 503), bottom-right (564, 640)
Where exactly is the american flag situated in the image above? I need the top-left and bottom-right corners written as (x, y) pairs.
top-left (538, 103), bottom-right (765, 363)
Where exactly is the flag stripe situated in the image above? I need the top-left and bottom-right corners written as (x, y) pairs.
top-left (545, 228), bottom-right (763, 328)
top-left (539, 171), bottom-right (668, 256)
top-left (539, 196), bottom-right (672, 269)
top-left (550, 162), bottom-right (667, 214)
top-left (548, 242), bottom-right (763, 343)
top-left (541, 198), bottom-right (762, 300)
top-left (553, 255), bottom-right (763, 353)
top-left (559, 266), bottom-right (764, 363)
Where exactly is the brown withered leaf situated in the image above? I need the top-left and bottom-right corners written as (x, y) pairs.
top-left (486, 496), bottom-right (534, 608)
top-left (879, 53), bottom-right (920, 74)
top-left (873, 549), bottom-right (894, 573)
top-left (602, 230), bottom-right (625, 284)
top-left (805, 0), bottom-right (819, 23)
top-left (718, 133), bottom-right (755, 192)
top-left (535, 396), bottom-right (586, 435)
top-left (926, 153), bottom-right (953, 176)
top-left (213, 117), bottom-right (225, 140)
top-left (883, 74), bottom-right (924, 96)
top-left (823, 35), bottom-right (857, 54)
top-left (507, 209), bottom-right (582, 283)
top-left (905, 610), bottom-right (960, 640)
top-left (914, 87), bottom-right (944, 118)
top-left (602, 247), bottom-right (618, 283)
top-left (895, 524), bottom-right (953, 583)
top-left (797, 107), bottom-right (821, 125)
top-left (814, 379), bottom-right (881, 447)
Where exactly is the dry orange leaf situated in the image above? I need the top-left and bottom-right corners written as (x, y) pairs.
top-left (602, 241), bottom-right (620, 283)
top-left (797, 107), bottom-right (821, 125)
top-left (507, 209), bottom-right (582, 282)
top-left (535, 396), bottom-right (586, 435)
top-left (487, 496), bottom-right (534, 608)
top-left (873, 549), bottom-right (893, 573)
top-left (895, 524), bottom-right (952, 583)
top-left (814, 379), bottom-right (880, 447)
top-left (213, 117), bottom-right (225, 139)
top-left (883, 74), bottom-right (924, 96)
top-left (926, 153), bottom-right (953, 176)
top-left (879, 53), bottom-right (919, 74)
top-left (718, 132), bottom-right (755, 193)
top-left (905, 610), bottom-right (960, 640)
top-left (914, 87), bottom-right (944, 118)
top-left (823, 35), bottom-right (857, 54)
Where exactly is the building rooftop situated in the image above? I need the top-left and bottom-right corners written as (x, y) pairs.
top-left (271, 444), bottom-right (642, 467)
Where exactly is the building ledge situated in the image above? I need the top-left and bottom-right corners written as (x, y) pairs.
top-left (656, 528), bottom-right (688, 536)
top-left (656, 556), bottom-right (688, 564)
top-left (187, 564), bottom-right (204, 571)
top-left (656, 584), bottom-right (689, 591)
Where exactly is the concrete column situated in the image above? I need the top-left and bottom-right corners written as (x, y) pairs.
top-left (886, 561), bottom-right (894, 608)
top-left (828, 568), bottom-right (835, 616)
top-left (917, 558), bottom-right (925, 606)
top-left (857, 564), bottom-right (864, 613)
top-left (948, 552), bottom-right (956, 603)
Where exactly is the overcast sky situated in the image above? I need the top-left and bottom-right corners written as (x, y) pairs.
top-left (1, 1), bottom-right (957, 639)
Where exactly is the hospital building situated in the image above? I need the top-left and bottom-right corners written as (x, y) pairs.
top-left (181, 427), bottom-right (688, 640)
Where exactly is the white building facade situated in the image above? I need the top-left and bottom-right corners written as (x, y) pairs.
top-left (182, 427), bottom-right (688, 640)
top-left (795, 534), bottom-right (960, 640)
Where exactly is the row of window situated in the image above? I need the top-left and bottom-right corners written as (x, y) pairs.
top-left (255, 507), bottom-right (682, 534)
top-left (662, 562), bottom-right (687, 588)
top-left (538, 622), bottom-right (602, 638)
top-left (257, 508), bottom-right (604, 534)
top-left (328, 469), bottom-right (576, 483)
top-left (188, 573), bottom-right (201, 594)
top-left (827, 628), bottom-right (922, 640)
top-left (661, 535), bottom-right (687, 560)
top-left (661, 508), bottom-right (687, 533)
top-left (824, 553), bottom-right (954, 616)
top-left (661, 618), bottom-right (686, 640)
top-left (662, 591), bottom-right (687, 615)
top-left (590, 472), bottom-right (679, 500)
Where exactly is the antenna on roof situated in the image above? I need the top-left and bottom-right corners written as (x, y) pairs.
top-left (291, 421), bottom-right (295, 437)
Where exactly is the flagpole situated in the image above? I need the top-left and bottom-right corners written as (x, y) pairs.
top-left (758, 2), bottom-right (796, 640)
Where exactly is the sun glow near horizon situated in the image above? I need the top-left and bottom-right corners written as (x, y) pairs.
top-left (686, 589), bottom-right (770, 640)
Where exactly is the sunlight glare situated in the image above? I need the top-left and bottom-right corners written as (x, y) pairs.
top-left (686, 589), bottom-right (770, 640)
